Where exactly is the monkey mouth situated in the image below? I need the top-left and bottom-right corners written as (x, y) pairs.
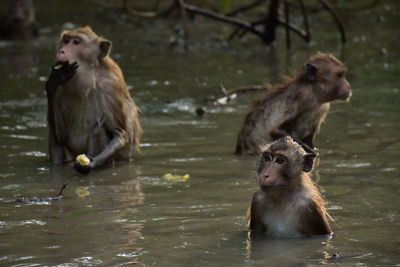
top-left (260, 185), bottom-right (272, 191)
top-left (259, 176), bottom-right (275, 186)
top-left (55, 60), bottom-right (68, 65)
top-left (336, 89), bottom-right (352, 101)
top-left (338, 93), bottom-right (351, 101)
top-left (343, 90), bottom-right (352, 101)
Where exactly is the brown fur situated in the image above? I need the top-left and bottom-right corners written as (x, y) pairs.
top-left (48, 26), bottom-right (142, 167)
top-left (236, 52), bottom-right (351, 155)
top-left (247, 136), bottom-right (332, 237)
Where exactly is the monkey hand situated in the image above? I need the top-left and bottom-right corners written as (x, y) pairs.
top-left (74, 154), bottom-right (93, 175)
top-left (45, 61), bottom-right (79, 94)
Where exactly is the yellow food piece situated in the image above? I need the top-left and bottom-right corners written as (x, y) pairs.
top-left (162, 173), bottom-right (190, 181)
top-left (54, 64), bottom-right (63, 70)
top-left (76, 154), bottom-right (90, 166)
top-left (76, 186), bottom-right (90, 198)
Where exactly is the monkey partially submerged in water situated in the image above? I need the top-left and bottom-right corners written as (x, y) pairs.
top-left (236, 52), bottom-right (351, 156)
top-left (247, 137), bottom-right (332, 237)
top-left (45, 25), bottom-right (142, 174)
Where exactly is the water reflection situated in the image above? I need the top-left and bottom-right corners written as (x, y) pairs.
top-left (246, 232), bottom-right (337, 265)
top-left (0, 1), bottom-right (399, 266)
top-left (45, 164), bottom-right (145, 265)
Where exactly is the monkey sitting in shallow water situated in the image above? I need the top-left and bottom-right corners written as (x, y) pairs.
top-left (236, 52), bottom-right (351, 156)
top-left (247, 136), bottom-right (332, 237)
top-left (45, 25), bottom-right (142, 174)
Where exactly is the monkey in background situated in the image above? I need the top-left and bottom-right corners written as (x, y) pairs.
top-left (236, 52), bottom-right (351, 156)
top-left (45, 25), bottom-right (142, 174)
top-left (247, 136), bottom-right (332, 237)
top-left (0, 0), bottom-right (38, 40)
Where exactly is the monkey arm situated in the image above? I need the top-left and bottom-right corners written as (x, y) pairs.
top-left (269, 128), bottom-right (289, 140)
top-left (246, 206), bottom-right (254, 229)
top-left (269, 102), bottom-right (319, 155)
top-left (86, 124), bottom-right (111, 158)
top-left (48, 125), bottom-right (65, 164)
top-left (47, 85), bottom-right (68, 164)
top-left (45, 61), bottom-right (78, 94)
top-left (269, 113), bottom-right (299, 141)
top-left (301, 132), bottom-right (314, 151)
top-left (298, 200), bottom-right (332, 236)
top-left (46, 62), bottom-right (78, 164)
top-left (300, 104), bottom-right (330, 150)
top-left (247, 194), bottom-right (267, 232)
top-left (91, 130), bottom-right (128, 167)
top-left (74, 128), bottom-right (128, 174)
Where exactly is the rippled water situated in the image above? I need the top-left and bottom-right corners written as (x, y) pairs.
top-left (0, 1), bottom-right (399, 266)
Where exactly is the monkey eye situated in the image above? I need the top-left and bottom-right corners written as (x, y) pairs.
top-left (62, 36), bottom-right (70, 44)
top-left (263, 153), bottom-right (273, 162)
top-left (337, 71), bottom-right (345, 78)
top-left (275, 155), bottom-right (286, 165)
top-left (72, 38), bottom-right (81, 45)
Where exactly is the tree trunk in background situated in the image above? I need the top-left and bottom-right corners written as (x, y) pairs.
top-left (262, 0), bottom-right (280, 44)
top-left (0, 0), bottom-right (38, 40)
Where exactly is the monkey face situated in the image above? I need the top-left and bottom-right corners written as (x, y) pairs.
top-left (56, 26), bottom-right (112, 67)
top-left (334, 74), bottom-right (352, 101)
top-left (257, 137), bottom-right (316, 191)
top-left (306, 52), bottom-right (352, 103)
top-left (56, 34), bottom-right (82, 64)
top-left (258, 152), bottom-right (287, 188)
top-left (324, 66), bottom-right (352, 102)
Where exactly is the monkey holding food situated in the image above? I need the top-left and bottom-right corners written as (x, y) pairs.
top-left (247, 136), bottom-right (332, 237)
top-left (45, 25), bottom-right (142, 174)
top-left (236, 52), bottom-right (351, 155)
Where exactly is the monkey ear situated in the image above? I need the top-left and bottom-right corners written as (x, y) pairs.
top-left (303, 153), bottom-right (315, 172)
top-left (306, 63), bottom-right (317, 82)
top-left (99, 40), bottom-right (112, 58)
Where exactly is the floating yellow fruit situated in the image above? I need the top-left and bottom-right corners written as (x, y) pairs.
top-left (76, 154), bottom-right (90, 166)
top-left (76, 186), bottom-right (90, 198)
top-left (162, 173), bottom-right (190, 181)
top-left (54, 63), bottom-right (63, 70)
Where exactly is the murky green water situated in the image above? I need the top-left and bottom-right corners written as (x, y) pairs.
top-left (0, 1), bottom-right (399, 266)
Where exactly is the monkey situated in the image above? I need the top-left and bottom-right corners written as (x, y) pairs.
top-left (246, 136), bottom-right (332, 237)
top-left (235, 52), bottom-right (351, 156)
top-left (45, 25), bottom-right (142, 174)
top-left (0, 0), bottom-right (38, 40)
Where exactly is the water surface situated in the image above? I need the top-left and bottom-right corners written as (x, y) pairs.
top-left (0, 1), bottom-right (399, 266)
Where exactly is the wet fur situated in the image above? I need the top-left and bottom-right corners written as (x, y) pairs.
top-left (236, 52), bottom-right (350, 155)
top-left (49, 26), bottom-right (142, 164)
top-left (247, 137), bottom-right (332, 237)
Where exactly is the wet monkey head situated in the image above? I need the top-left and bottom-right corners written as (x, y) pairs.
top-left (235, 52), bottom-right (352, 156)
top-left (257, 136), bottom-right (315, 190)
top-left (304, 52), bottom-right (352, 102)
top-left (247, 136), bottom-right (332, 237)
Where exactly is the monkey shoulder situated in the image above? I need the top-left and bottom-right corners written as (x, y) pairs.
top-left (296, 189), bottom-right (332, 236)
